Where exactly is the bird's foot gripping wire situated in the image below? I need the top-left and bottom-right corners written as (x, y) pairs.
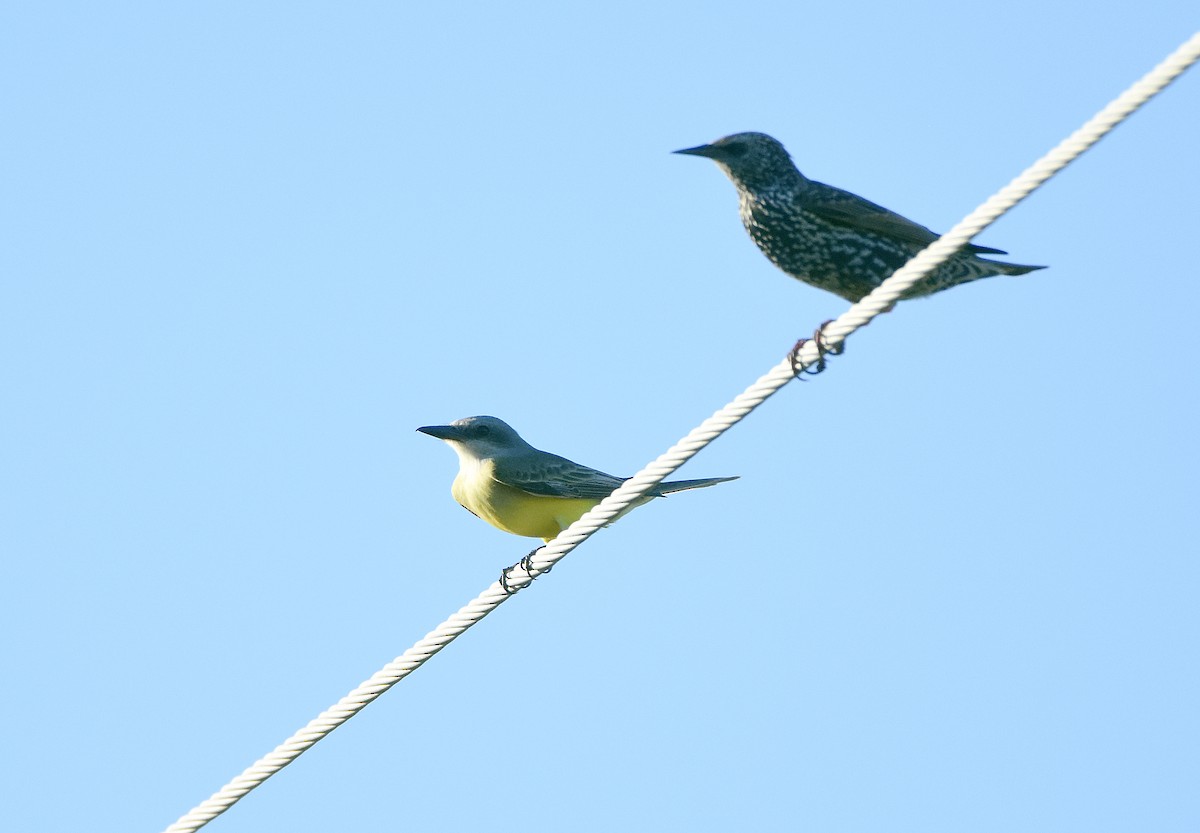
top-left (789, 319), bottom-right (844, 377)
top-left (499, 547), bottom-right (551, 594)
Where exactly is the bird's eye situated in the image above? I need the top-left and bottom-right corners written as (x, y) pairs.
top-left (723, 142), bottom-right (747, 158)
top-left (475, 425), bottom-right (491, 437)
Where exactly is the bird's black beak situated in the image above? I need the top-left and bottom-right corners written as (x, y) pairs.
top-left (673, 143), bottom-right (721, 159)
top-left (417, 424), bottom-right (462, 441)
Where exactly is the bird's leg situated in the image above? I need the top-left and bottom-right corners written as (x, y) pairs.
top-left (519, 546), bottom-right (548, 576)
top-left (500, 547), bottom-right (549, 595)
top-left (814, 319), bottom-right (844, 358)
top-left (787, 337), bottom-right (814, 377)
top-left (789, 320), bottom-right (842, 377)
top-left (519, 550), bottom-right (536, 573)
top-left (499, 565), bottom-right (518, 594)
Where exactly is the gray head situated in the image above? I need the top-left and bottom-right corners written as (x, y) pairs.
top-left (674, 131), bottom-right (804, 192)
top-left (417, 415), bottom-right (534, 461)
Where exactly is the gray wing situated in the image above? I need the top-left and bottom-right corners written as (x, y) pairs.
top-left (804, 180), bottom-right (1007, 256)
top-left (492, 453), bottom-right (628, 500)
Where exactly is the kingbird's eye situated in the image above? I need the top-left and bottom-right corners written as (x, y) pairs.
top-left (475, 425), bottom-right (491, 437)
top-left (723, 142), bottom-right (747, 157)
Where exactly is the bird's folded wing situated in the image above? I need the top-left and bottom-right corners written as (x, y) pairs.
top-left (806, 181), bottom-right (1007, 256)
top-left (492, 455), bottom-right (626, 500)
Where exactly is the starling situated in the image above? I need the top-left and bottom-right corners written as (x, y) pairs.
top-left (675, 132), bottom-right (1045, 303)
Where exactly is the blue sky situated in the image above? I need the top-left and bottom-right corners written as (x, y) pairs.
top-left (3, 4), bottom-right (1198, 832)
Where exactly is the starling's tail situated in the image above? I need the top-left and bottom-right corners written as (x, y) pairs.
top-left (980, 258), bottom-right (1048, 277)
top-left (653, 476), bottom-right (739, 497)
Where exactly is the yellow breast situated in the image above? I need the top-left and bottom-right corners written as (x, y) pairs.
top-left (451, 459), bottom-right (600, 541)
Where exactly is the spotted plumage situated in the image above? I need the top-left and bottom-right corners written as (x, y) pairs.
top-left (675, 132), bottom-right (1044, 302)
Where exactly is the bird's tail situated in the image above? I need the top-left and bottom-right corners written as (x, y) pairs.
top-left (653, 476), bottom-right (739, 496)
top-left (980, 258), bottom-right (1047, 277)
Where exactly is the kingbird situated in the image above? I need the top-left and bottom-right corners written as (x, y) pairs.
top-left (418, 415), bottom-right (737, 541)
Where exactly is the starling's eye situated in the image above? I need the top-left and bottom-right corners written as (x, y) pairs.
top-left (723, 142), bottom-right (747, 158)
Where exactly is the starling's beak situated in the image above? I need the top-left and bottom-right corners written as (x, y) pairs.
top-left (672, 143), bottom-right (721, 159)
top-left (417, 424), bottom-right (463, 441)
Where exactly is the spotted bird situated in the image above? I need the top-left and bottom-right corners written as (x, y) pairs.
top-left (675, 131), bottom-right (1044, 303)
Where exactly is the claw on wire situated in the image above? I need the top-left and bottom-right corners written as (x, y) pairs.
top-left (789, 319), bottom-right (843, 377)
top-left (500, 547), bottom-right (550, 595)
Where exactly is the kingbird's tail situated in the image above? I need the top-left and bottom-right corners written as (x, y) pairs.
top-left (653, 476), bottom-right (738, 496)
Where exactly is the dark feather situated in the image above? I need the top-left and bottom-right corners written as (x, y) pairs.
top-left (493, 454), bottom-right (626, 500)
top-left (804, 181), bottom-right (1007, 256)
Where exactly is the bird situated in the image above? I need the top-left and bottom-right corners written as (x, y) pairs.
top-left (418, 416), bottom-right (737, 543)
top-left (674, 131), bottom-right (1045, 304)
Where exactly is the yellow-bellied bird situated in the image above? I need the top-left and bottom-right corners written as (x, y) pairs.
top-left (418, 416), bottom-right (737, 542)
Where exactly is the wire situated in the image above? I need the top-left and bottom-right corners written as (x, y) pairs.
top-left (161, 30), bottom-right (1200, 833)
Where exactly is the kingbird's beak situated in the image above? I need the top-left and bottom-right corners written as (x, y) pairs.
top-left (672, 143), bottom-right (720, 159)
top-left (417, 424), bottom-right (462, 441)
